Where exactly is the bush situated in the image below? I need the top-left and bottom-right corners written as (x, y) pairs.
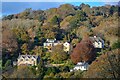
top-left (45, 67), bottom-right (60, 75)
top-left (112, 41), bottom-right (120, 49)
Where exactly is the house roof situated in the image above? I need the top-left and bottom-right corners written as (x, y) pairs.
top-left (75, 62), bottom-right (88, 66)
top-left (89, 36), bottom-right (104, 43)
top-left (18, 55), bottom-right (38, 59)
top-left (46, 39), bottom-right (56, 43)
top-left (63, 42), bottom-right (70, 46)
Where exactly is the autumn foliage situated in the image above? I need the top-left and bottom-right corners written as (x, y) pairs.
top-left (84, 49), bottom-right (120, 78)
top-left (70, 37), bottom-right (96, 64)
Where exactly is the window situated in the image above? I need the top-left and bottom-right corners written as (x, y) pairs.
top-left (31, 59), bottom-right (34, 61)
top-left (50, 44), bottom-right (52, 46)
top-left (26, 59), bottom-right (28, 61)
top-left (64, 47), bottom-right (67, 49)
top-left (20, 59), bottom-right (23, 61)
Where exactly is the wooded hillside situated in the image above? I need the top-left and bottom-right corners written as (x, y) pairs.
top-left (2, 3), bottom-right (119, 78)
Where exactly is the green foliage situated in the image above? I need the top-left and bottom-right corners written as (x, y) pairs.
top-left (69, 19), bottom-right (79, 29)
top-left (50, 45), bottom-right (68, 64)
top-left (0, 60), bottom-right (2, 70)
top-left (32, 46), bottom-right (44, 56)
top-left (64, 59), bottom-right (74, 69)
top-left (112, 40), bottom-right (120, 49)
top-left (36, 59), bottom-right (45, 79)
top-left (45, 67), bottom-right (60, 75)
top-left (109, 6), bottom-right (118, 15)
top-left (69, 10), bottom-right (86, 30)
top-left (58, 4), bottom-right (75, 18)
top-left (4, 60), bottom-right (12, 69)
top-left (71, 70), bottom-right (84, 78)
top-left (59, 66), bottom-right (69, 72)
top-left (71, 38), bottom-right (79, 46)
top-left (21, 43), bottom-right (29, 54)
top-left (12, 28), bottom-right (30, 43)
top-left (2, 15), bottom-right (14, 20)
top-left (10, 66), bottom-right (36, 78)
top-left (84, 49), bottom-right (120, 78)
top-left (50, 15), bottom-right (60, 25)
top-left (39, 15), bottom-right (45, 22)
top-left (2, 3), bottom-right (119, 79)
top-left (75, 10), bottom-right (86, 21)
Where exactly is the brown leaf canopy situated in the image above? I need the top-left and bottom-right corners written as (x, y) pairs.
top-left (70, 37), bottom-right (96, 64)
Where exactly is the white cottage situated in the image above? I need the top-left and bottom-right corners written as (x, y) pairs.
top-left (17, 55), bottom-right (40, 66)
top-left (70, 62), bottom-right (89, 71)
top-left (90, 36), bottom-right (104, 48)
top-left (43, 39), bottom-right (61, 50)
top-left (63, 42), bottom-right (71, 52)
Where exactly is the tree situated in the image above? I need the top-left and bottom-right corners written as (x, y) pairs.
top-left (112, 40), bottom-right (120, 49)
top-left (109, 6), bottom-right (118, 15)
top-left (58, 4), bottom-right (75, 18)
top-left (2, 27), bottom-right (18, 53)
top-left (69, 19), bottom-right (79, 29)
top-left (71, 38), bottom-right (79, 47)
top-left (76, 26), bottom-right (91, 38)
top-left (21, 43), bottom-right (29, 54)
top-left (20, 31), bottom-right (30, 43)
top-left (32, 46), bottom-right (44, 56)
top-left (4, 60), bottom-right (12, 70)
top-left (60, 15), bottom-right (73, 30)
top-left (41, 24), bottom-right (58, 39)
top-left (36, 59), bottom-right (45, 79)
top-left (50, 15), bottom-right (60, 25)
top-left (12, 28), bottom-right (30, 43)
top-left (2, 14), bottom-right (14, 20)
top-left (10, 66), bottom-right (36, 78)
top-left (19, 8), bottom-right (32, 19)
top-left (84, 49), bottom-right (120, 78)
top-left (70, 37), bottom-right (96, 64)
top-left (0, 60), bottom-right (1, 79)
top-left (79, 3), bottom-right (91, 16)
top-left (75, 10), bottom-right (86, 21)
top-left (69, 10), bottom-right (87, 30)
top-left (71, 70), bottom-right (84, 78)
top-left (45, 67), bottom-right (59, 75)
top-left (50, 45), bottom-right (68, 63)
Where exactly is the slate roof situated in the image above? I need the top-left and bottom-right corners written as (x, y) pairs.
top-left (46, 39), bottom-right (56, 43)
top-left (74, 62), bottom-right (88, 67)
top-left (18, 55), bottom-right (38, 59)
top-left (89, 36), bottom-right (104, 43)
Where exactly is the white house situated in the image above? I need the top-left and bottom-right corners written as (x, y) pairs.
top-left (43, 39), bottom-right (61, 50)
top-left (70, 62), bottom-right (89, 71)
top-left (63, 42), bottom-right (71, 52)
top-left (17, 55), bottom-right (40, 66)
top-left (89, 36), bottom-right (104, 48)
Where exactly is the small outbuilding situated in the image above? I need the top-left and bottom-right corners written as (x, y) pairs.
top-left (70, 62), bottom-right (89, 71)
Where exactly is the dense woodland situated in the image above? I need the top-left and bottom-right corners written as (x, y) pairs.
top-left (1, 3), bottom-right (120, 78)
